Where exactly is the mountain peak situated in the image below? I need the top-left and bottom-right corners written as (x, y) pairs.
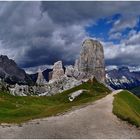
top-left (0, 55), bottom-right (32, 85)
top-left (118, 66), bottom-right (129, 72)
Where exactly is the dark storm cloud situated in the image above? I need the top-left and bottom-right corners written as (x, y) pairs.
top-left (0, 1), bottom-right (87, 68)
top-left (106, 54), bottom-right (140, 66)
top-left (0, 1), bottom-right (140, 69)
top-left (21, 34), bottom-right (80, 68)
top-left (41, 1), bottom-right (140, 25)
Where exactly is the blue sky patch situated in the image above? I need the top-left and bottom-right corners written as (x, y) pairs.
top-left (86, 14), bottom-right (121, 43)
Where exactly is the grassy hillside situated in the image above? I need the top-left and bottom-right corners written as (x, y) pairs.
top-left (113, 90), bottom-right (140, 127)
top-left (0, 78), bottom-right (110, 124)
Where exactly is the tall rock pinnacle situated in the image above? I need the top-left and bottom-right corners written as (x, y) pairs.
top-left (51, 61), bottom-right (64, 80)
top-left (77, 39), bottom-right (105, 82)
top-left (36, 68), bottom-right (46, 85)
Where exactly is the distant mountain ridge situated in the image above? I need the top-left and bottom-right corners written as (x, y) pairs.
top-left (106, 66), bottom-right (140, 90)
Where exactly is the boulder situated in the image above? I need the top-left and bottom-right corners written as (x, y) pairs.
top-left (68, 89), bottom-right (88, 101)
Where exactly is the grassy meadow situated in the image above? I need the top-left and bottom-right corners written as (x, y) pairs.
top-left (113, 90), bottom-right (140, 127)
top-left (0, 79), bottom-right (110, 124)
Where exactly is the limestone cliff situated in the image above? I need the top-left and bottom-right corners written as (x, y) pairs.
top-left (77, 39), bottom-right (105, 82)
top-left (51, 61), bottom-right (64, 80)
top-left (36, 69), bottom-right (46, 85)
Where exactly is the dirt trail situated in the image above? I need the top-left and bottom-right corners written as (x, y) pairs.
top-left (0, 90), bottom-right (140, 139)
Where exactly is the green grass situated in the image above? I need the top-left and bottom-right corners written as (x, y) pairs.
top-left (113, 90), bottom-right (140, 127)
top-left (0, 78), bottom-right (110, 124)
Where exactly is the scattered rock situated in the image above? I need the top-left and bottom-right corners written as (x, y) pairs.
top-left (69, 89), bottom-right (88, 101)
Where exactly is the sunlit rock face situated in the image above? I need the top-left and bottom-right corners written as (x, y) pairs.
top-left (36, 69), bottom-right (47, 85)
top-left (9, 84), bottom-right (28, 96)
top-left (77, 39), bottom-right (105, 82)
top-left (65, 65), bottom-right (86, 80)
top-left (51, 61), bottom-right (64, 80)
top-left (39, 76), bottom-right (82, 96)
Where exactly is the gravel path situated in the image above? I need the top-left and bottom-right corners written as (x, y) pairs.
top-left (0, 90), bottom-right (140, 139)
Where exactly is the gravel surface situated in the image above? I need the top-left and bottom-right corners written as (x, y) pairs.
top-left (0, 90), bottom-right (140, 139)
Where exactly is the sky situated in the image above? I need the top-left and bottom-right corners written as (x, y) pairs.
top-left (0, 1), bottom-right (140, 71)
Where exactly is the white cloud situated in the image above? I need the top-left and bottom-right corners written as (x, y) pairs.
top-left (102, 39), bottom-right (140, 66)
top-left (0, 1), bottom-right (140, 67)
top-left (24, 64), bottom-right (53, 74)
top-left (124, 31), bottom-right (140, 45)
top-left (110, 16), bottom-right (139, 33)
top-left (109, 32), bottom-right (122, 40)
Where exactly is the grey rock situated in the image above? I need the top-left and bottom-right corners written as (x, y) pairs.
top-left (74, 59), bottom-right (79, 70)
top-left (36, 76), bottom-right (81, 96)
top-left (69, 89), bottom-right (88, 101)
top-left (6, 39), bottom-right (106, 96)
top-left (0, 55), bottom-right (32, 85)
top-left (48, 71), bottom-right (53, 81)
top-left (52, 61), bottom-right (64, 80)
top-left (36, 69), bottom-right (47, 85)
top-left (77, 39), bottom-right (105, 82)
top-left (9, 84), bottom-right (28, 96)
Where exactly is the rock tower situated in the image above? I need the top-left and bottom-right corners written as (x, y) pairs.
top-left (77, 39), bottom-right (105, 82)
top-left (36, 68), bottom-right (46, 85)
top-left (51, 61), bottom-right (64, 80)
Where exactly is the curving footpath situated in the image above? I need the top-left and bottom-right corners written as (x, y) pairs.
top-left (0, 90), bottom-right (140, 139)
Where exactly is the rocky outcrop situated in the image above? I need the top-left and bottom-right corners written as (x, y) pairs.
top-left (36, 69), bottom-right (47, 85)
top-left (0, 55), bottom-right (32, 85)
top-left (76, 39), bottom-right (105, 82)
top-left (42, 69), bottom-right (53, 81)
top-left (74, 59), bottom-right (79, 70)
top-left (39, 76), bottom-right (82, 96)
top-left (5, 38), bottom-right (106, 96)
top-left (9, 84), bottom-right (28, 96)
top-left (65, 65), bottom-right (86, 80)
top-left (65, 39), bottom-right (105, 82)
top-left (68, 89), bottom-right (88, 101)
top-left (28, 68), bottom-right (53, 84)
top-left (51, 61), bottom-right (64, 80)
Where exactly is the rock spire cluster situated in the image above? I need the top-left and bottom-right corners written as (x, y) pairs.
top-left (8, 38), bottom-right (105, 96)
top-left (36, 68), bottom-right (46, 85)
top-left (51, 61), bottom-right (64, 80)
